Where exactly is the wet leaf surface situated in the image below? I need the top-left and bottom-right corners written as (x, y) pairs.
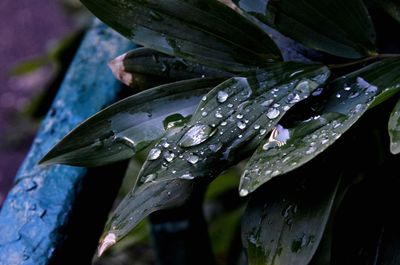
top-left (40, 78), bottom-right (224, 167)
top-left (81, 0), bottom-right (281, 72)
top-left (388, 99), bottom-right (400, 154)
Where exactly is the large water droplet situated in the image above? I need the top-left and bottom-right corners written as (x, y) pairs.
top-left (239, 189), bottom-right (249, 197)
top-left (217, 91), bottom-right (229, 103)
top-left (148, 148), bottom-right (161, 160)
top-left (237, 121), bottom-right (246, 130)
top-left (179, 124), bottom-right (215, 147)
top-left (266, 108), bottom-right (280, 119)
top-left (163, 151), bottom-right (175, 162)
top-left (187, 154), bottom-right (199, 165)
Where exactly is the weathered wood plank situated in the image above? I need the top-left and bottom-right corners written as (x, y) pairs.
top-left (0, 19), bottom-right (134, 265)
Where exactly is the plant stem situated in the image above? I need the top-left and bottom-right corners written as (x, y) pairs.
top-left (328, 54), bottom-right (400, 70)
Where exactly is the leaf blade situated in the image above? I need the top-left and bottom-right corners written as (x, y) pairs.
top-left (389, 99), bottom-right (400, 154)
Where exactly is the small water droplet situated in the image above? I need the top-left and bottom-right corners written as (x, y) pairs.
top-left (267, 108), bottom-right (280, 119)
top-left (336, 93), bottom-right (341, 98)
top-left (142, 174), bottom-right (156, 183)
top-left (348, 91), bottom-right (360, 99)
top-left (238, 134), bottom-right (243, 138)
top-left (237, 121), bottom-right (246, 130)
top-left (209, 142), bottom-right (223, 152)
top-left (163, 151), bottom-right (175, 162)
top-left (179, 124), bottom-right (215, 147)
top-left (215, 111), bottom-right (223, 118)
top-left (273, 103), bottom-right (280, 108)
top-left (287, 93), bottom-right (301, 104)
top-left (321, 139), bottom-right (329, 144)
top-left (221, 121), bottom-right (227, 126)
top-left (148, 148), bottom-right (161, 160)
top-left (236, 113), bottom-right (243, 119)
top-left (305, 146), bottom-right (317, 154)
top-left (239, 189), bottom-right (249, 197)
top-left (201, 111), bottom-right (208, 117)
top-left (227, 103), bottom-right (234, 108)
top-left (161, 141), bottom-right (170, 148)
top-left (187, 154), bottom-right (199, 165)
top-left (283, 105), bottom-right (290, 111)
top-left (344, 86), bottom-right (351, 91)
top-left (260, 129), bottom-right (267, 135)
top-left (261, 99), bottom-right (273, 107)
top-left (202, 95), bottom-right (207, 101)
top-left (180, 173), bottom-right (195, 180)
top-left (217, 91), bottom-right (229, 103)
top-left (254, 124), bottom-right (260, 130)
top-left (353, 104), bottom-right (364, 113)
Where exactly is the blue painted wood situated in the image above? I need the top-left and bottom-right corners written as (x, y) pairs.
top-left (0, 19), bottom-right (134, 265)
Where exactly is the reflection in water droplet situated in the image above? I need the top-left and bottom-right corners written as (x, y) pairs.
top-left (163, 151), bottom-right (175, 162)
top-left (148, 148), bottom-right (161, 160)
top-left (266, 108), bottom-right (280, 119)
top-left (187, 154), bottom-right (199, 165)
top-left (239, 189), bottom-right (249, 197)
top-left (179, 124), bottom-right (215, 147)
top-left (217, 91), bottom-right (229, 103)
top-left (180, 173), bottom-right (195, 180)
top-left (237, 121), bottom-right (246, 130)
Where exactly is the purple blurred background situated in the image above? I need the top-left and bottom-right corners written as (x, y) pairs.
top-left (0, 0), bottom-right (83, 205)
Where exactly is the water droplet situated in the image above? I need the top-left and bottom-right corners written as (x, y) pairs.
top-left (273, 103), bottom-right (280, 108)
top-left (161, 140), bottom-right (170, 148)
top-left (179, 124), bottom-right (215, 147)
top-left (187, 154), bottom-right (199, 165)
top-left (227, 103), bottom-right (234, 108)
top-left (221, 121), bottom-right (227, 126)
top-left (353, 104), bottom-right (364, 113)
top-left (180, 173), bottom-right (195, 180)
top-left (202, 95), bottom-right (207, 101)
top-left (209, 142), bottom-right (223, 152)
top-left (287, 93), bottom-right (301, 104)
top-left (266, 108), bottom-right (280, 119)
top-left (238, 134), bottom-right (243, 138)
top-left (217, 91), bottom-right (229, 103)
top-left (336, 93), bottom-right (341, 98)
top-left (312, 87), bottom-right (324, 96)
top-left (283, 105), bottom-right (290, 111)
top-left (201, 111), bottom-right (208, 117)
top-left (321, 139), bottom-right (329, 144)
top-left (236, 113), bottom-right (243, 119)
top-left (261, 99), bottom-right (273, 107)
top-left (215, 111), bottom-right (223, 118)
top-left (254, 124), bottom-right (260, 130)
top-left (237, 121), bottom-right (246, 130)
top-left (344, 86), bottom-right (351, 91)
top-left (305, 146), bottom-right (317, 154)
top-left (163, 151), bottom-right (175, 162)
top-left (142, 174), bottom-right (156, 183)
top-left (239, 189), bottom-right (249, 197)
top-left (148, 148), bottom-right (161, 160)
top-left (260, 129), bottom-right (267, 135)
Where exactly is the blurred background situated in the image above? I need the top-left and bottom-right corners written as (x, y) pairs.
top-left (0, 0), bottom-right (89, 205)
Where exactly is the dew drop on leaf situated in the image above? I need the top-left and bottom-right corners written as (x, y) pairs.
top-left (180, 173), bottom-right (195, 180)
top-left (217, 90), bottom-right (229, 103)
top-left (237, 121), bottom-right (246, 130)
top-left (187, 154), bottom-right (199, 165)
top-left (179, 124), bottom-right (215, 147)
top-left (148, 148), bottom-right (161, 160)
top-left (266, 108), bottom-right (280, 119)
top-left (163, 151), bottom-right (175, 162)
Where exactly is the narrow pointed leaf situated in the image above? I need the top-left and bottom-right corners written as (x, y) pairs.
top-left (109, 47), bottom-right (233, 87)
top-left (241, 59), bottom-right (400, 193)
top-left (133, 63), bottom-right (329, 192)
top-left (98, 178), bottom-right (195, 256)
top-left (241, 171), bottom-right (340, 265)
top-left (81, 0), bottom-right (281, 72)
top-left (389, 99), bottom-right (400, 154)
top-left (254, 0), bottom-right (376, 58)
top-left (40, 78), bottom-right (224, 167)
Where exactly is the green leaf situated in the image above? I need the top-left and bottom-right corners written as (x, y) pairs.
top-left (262, 0), bottom-right (376, 58)
top-left (80, 0), bottom-right (281, 72)
top-left (240, 59), bottom-right (400, 194)
top-left (109, 47), bottom-right (233, 87)
top-left (133, 63), bottom-right (329, 193)
top-left (9, 57), bottom-right (49, 76)
top-left (389, 99), bottom-right (400, 154)
top-left (98, 177), bottom-right (196, 256)
top-left (241, 171), bottom-right (340, 265)
top-left (40, 78), bottom-right (224, 167)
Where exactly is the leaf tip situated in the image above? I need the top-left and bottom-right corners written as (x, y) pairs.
top-left (97, 232), bottom-right (117, 257)
top-left (390, 143), bottom-right (400, 155)
top-left (108, 53), bottom-right (133, 87)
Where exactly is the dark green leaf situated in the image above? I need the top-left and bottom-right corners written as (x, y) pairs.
top-left (240, 59), bottom-right (400, 194)
top-left (389, 99), bottom-right (400, 154)
top-left (40, 78), bottom-right (224, 167)
top-left (9, 57), bottom-right (49, 76)
top-left (98, 178), bottom-right (195, 256)
top-left (241, 171), bottom-right (340, 265)
top-left (263, 0), bottom-right (376, 58)
top-left (109, 47), bottom-right (233, 87)
top-left (133, 63), bottom-right (329, 194)
top-left (81, 0), bottom-right (281, 72)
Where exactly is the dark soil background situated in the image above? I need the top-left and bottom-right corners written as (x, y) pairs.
top-left (0, 0), bottom-right (79, 205)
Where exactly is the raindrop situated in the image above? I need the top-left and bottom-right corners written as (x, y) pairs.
top-left (180, 173), bottom-right (195, 180)
top-left (260, 129), bottom-right (267, 135)
top-left (187, 154), bottom-right (199, 165)
top-left (217, 91), bottom-right (229, 103)
top-left (344, 86), bottom-right (351, 91)
top-left (227, 103), bottom-right (234, 108)
top-left (353, 104), bottom-right (364, 113)
top-left (254, 124), bottom-right (260, 130)
top-left (261, 99), bottom-right (273, 107)
top-left (273, 103), bottom-right (280, 108)
top-left (163, 151), bottom-right (175, 162)
top-left (312, 87), bottom-right (324, 96)
top-left (239, 189), bottom-right (249, 197)
top-left (267, 108), bottom-right (280, 119)
top-left (221, 121), bottom-right (227, 126)
top-left (236, 113), bottom-right (243, 119)
top-left (287, 93), bottom-right (301, 104)
top-left (237, 121), bottom-right (246, 130)
top-left (238, 134), bottom-right (243, 138)
top-left (336, 93), bottom-right (341, 98)
top-left (148, 148), bottom-right (161, 160)
top-left (179, 124), bottom-right (215, 147)
top-left (202, 95), bottom-right (207, 101)
top-left (215, 111), bottom-right (223, 118)
top-left (209, 142), bottom-right (223, 152)
top-left (142, 174), bottom-right (156, 183)
top-left (305, 146), bottom-right (317, 154)
top-left (201, 111), bottom-right (208, 117)
top-left (321, 139), bottom-right (329, 144)
top-left (283, 106), bottom-right (290, 111)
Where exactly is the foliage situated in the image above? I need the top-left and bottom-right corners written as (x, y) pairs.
top-left (41, 0), bottom-right (400, 264)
